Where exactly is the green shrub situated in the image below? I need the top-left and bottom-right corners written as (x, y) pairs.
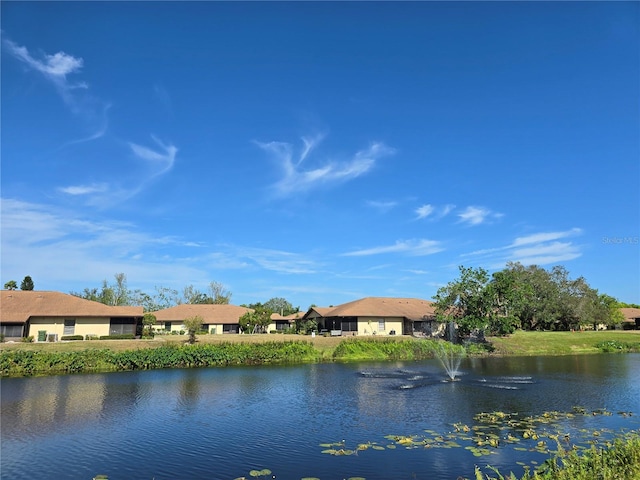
top-left (0, 333), bottom-right (5, 343)
top-left (465, 341), bottom-right (495, 355)
top-left (85, 334), bottom-right (99, 340)
top-left (98, 334), bottom-right (135, 340)
top-left (0, 341), bottom-right (318, 376)
top-left (475, 432), bottom-right (640, 480)
top-left (61, 335), bottom-right (84, 341)
top-left (21, 336), bottom-right (34, 343)
top-left (596, 340), bottom-right (640, 353)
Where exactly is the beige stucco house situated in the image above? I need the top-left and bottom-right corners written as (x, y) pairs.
top-left (306, 297), bottom-right (439, 336)
top-left (0, 290), bottom-right (143, 341)
top-left (151, 304), bottom-right (253, 334)
top-left (620, 308), bottom-right (640, 329)
top-left (268, 311), bottom-right (304, 332)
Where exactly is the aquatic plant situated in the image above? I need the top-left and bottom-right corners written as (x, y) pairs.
top-left (320, 407), bottom-right (639, 474)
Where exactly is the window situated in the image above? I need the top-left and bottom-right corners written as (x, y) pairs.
top-left (109, 317), bottom-right (136, 335)
top-left (64, 319), bottom-right (76, 335)
top-left (378, 320), bottom-right (385, 332)
top-left (342, 320), bottom-right (357, 332)
top-left (164, 322), bottom-right (172, 331)
top-left (223, 324), bottom-right (239, 334)
top-left (0, 324), bottom-right (24, 337)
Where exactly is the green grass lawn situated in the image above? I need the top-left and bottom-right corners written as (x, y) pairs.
top-left (488, 330), bottom-right (640, 356)
top-left (2, 330), bottom-right (639, 359)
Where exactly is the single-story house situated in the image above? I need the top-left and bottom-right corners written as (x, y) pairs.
top-left (620, 308), bottom-right (640, 329)
top-left (306, 297), bottom-right (439, 336)
top-left (268, 311), bottom-right (305, 332)
top-left (151, 304), bottom-right (253, 334)
top-left (0, 290), bottom-right (143, 341)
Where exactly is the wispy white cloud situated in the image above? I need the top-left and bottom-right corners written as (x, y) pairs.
top-left (58, 183), bottom-right (109, 196)
top-left (463, 227), bottom-right (583, 267)
top-left (414, 203), bottom-right (456, 221)
top-left (256, 135), bottom-right (394, 197)
top-left (0, 198), bottom-right (208, 289)
top-left (441, 204), bottom-right (455, 217)
top-left (153, 83), bottom-right (173, 117)
top-left (415, 204), bottom-right (435, 219)
top-left (457, 206), bottom-right (503, 226)
top-left (57, 135), bottom-right (178, 207)
top-left (233, 246), bottom-right (318, 274)
top-left (511, 241), bottom-right (582, 265)
top-left (511, 228), bottom-right (583, 247)
top-left (366, 200), bottom-right (398, 213)
top-left (2, 35), bottom-right (107, 138)
top-left (3, 38), bottom-right (85, 87)
top-left (343, 239), bottom-right (443, 257)
top-left (128, 135), bottom-right (178, 177)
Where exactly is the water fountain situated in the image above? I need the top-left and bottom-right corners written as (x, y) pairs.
top-left (434, 341), bottom-right (463, 381)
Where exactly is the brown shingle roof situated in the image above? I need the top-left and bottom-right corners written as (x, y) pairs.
top-left (0, 290), bottom-right (143, 323)
top-left (152, 304), bottom-right (253, 324)
top-left (323, 297), bottom-right (436, 321)
top-left (306, 307), bottom-right (334, 317)
top-left (620, 308), bottom-right (640, 322)
top-left (270, 311), bottom-right (304, 321)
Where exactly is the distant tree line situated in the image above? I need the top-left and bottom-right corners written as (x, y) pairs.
top-left (3, 276), bottom-right (34, 291)
top-left (69, 273), bottom-right (232, 311)
top-left (433, 262), bottom-right (628, 337)
top-left (239, 298), bottom-right (300, 334)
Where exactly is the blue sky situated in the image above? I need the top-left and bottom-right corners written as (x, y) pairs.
top-left (2, 2), bottom-right (638, 308)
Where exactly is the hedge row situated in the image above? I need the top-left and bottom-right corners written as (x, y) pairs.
top-left (332, 338), bottom-right (467, 361)
top-left (0, 341), bottom-right (318, 377)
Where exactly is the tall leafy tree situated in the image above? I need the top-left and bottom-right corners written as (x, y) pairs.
top-left (183, 315), bottom-right (204, 344)
top-left (263, 297), bottom-right (299, 316)
top-left (142, 313), bottom-right (157, 337)
top-left (208, 281), bottom-right (232, 304)
top-left (71, 273), bottom-right (131, 306)
top-left (239, 307), bottom-right (272, 334)
top-left (20, 276), bottom-right (34, 291)
top-left (433, 266), bottom-right (495, 338)
top-left (182, 285), bottom-right (213, 304)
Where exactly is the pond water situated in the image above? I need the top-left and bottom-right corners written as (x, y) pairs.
top-left (2, 354), bottom-right (639, 480)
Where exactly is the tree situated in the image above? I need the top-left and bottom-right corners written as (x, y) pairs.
top-left (239, 307), bottom-right (272, 334)
top-left (601, 294), bottom-right (625, 327)
top-left (263, 297), bottom-right (299, 316)
top-left (20, 276), bottom-right (34, 291)
top-left (142, 313), bottom-right (157, 338)
top-left (183, 316), bottom-right (204, 344)
top-left (134, 286), bottom-right (180, 312)
top-left (208, 281), bottom-right (232, 304)
top-left (4, 280), bottom-right (17, 290)
top-left (433, 266), bottom-right (495, 338)
top-left (112, 273), bottom-right (130, 306)
top-left (180, 281), bottom-right (231, 305)
top-left (182, 285), bottom-right (212, 304)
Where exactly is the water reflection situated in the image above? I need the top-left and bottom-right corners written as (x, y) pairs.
top-left (1, 375), bottom-right (107, 438)
top-left (1, 355), bottom-right (639, 480)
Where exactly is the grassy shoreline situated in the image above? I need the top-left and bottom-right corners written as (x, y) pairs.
top-left (1, 330), bottom-right (639, 377)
